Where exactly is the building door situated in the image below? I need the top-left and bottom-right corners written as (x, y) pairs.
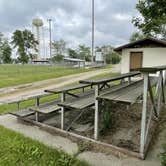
top-left (130, 52), bottom-right (143, 71)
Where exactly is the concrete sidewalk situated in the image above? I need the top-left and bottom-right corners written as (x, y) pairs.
top-left (0, 114), bottom-right (164, 166)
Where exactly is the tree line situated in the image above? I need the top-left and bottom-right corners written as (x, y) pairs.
top-left (51, 40), bottom-right (121, 64)
top-left (0, 0), bottom-right (165, 64)
top-left (0, 30), bottom-right (121, 65)
top-left (0, 30), bottom-right (38, 64)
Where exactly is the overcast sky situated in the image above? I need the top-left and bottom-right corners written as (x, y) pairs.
top-left (0, 0), bottom-right (139, 48)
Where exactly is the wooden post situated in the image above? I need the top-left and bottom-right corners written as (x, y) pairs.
top-left (61, 92), bottom-right (65, 130)
top-left (94, 84), bottom-right (99, 140)
top-left (140, 73), bottom-right (148, 158)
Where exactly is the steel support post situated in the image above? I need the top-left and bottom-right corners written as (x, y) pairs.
top-left (128, 77), bottom-right (131, 84)
top-left (35, 97), bottom-right (40, 107)
top-left (61, 93), bottom-right (65, 130)
top-left (157, 71), bottom-right (162, 116)
top-left (140, 73), bottom-right (148, 158)
top-left (94, 84), bottom-right (100, 140)
top-left (35, 112), bottom-right (39, 122)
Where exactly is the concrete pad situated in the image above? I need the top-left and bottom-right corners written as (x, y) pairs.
top-left (78, 152), bottom-right (122, 166)
top-left (78, 152), bottom-right (161, 166)
top-left (0, 114), bottom-right (78, 155)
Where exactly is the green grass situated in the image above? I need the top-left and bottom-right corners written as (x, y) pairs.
top-left (0, 125), bottom-right (89, 166)
top-left (160, 144), bottom-right (166, 166)
top-left (0, 71), bottom-right (119, 115)
top-left (0, 64), bottom-right (98, 88)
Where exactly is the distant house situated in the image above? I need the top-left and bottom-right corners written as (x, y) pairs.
top-left (114, 38), bottom-right (166, 73)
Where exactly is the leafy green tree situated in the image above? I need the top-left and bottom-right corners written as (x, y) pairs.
top-left (130, 32), bottom-right (146, 42)
top-left (0, 32), bottom-right (4, 60)
top-left (132, 0), bottom-right (166, 38)
top-left (77, 44), bottom-right (91, 61)
top-left (51, 54), bottom-right (64, 62)
top-left (11, 29), bottom-right (38, 64)
top-left (52, 39), bottom-right (66, 56)
top-left (1, 40), bottom-right (12, 63)
top-left (95, 45), bottom-right (115, 64)
top-left (111, 53), bottom-right (121, 64)
top-left (105, 52), bottom-right (121, 64)
top-left (68, 48), bottom-right (78, 58)
top-left (105, 53), bottom-right (112, 64)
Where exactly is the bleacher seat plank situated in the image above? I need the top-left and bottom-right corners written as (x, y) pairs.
top-left (58, 82), bottom-right (131, 110)
top-left (10, 109), bottom-right (34, 117)
top-left (29, 105), bottom-right (61, 114)
top-left (97, 77), bottom-right (158, 104)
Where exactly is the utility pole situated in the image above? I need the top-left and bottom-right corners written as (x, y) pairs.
top-left (92, 0), bottom-right (95, 62)
top-left (47, 18), bottom-right (52, 59)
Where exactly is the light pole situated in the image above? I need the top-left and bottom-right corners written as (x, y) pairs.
top-left (47, 18), bottom-right (52, 59)
top-left (92, 0), bottom-right (95, 62)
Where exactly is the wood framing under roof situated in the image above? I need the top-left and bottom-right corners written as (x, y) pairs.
top-left (114, 37), bottom-right (166, 53)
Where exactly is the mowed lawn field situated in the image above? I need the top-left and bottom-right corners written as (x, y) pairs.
top-left (0, 64), bottom-right (96, 88)
top-left (0, 64), bottom-right (97, 165)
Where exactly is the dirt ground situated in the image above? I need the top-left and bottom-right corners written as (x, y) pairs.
top-left (0, 112), bottom-right (165, 166)
top-left (40, 102), bottom-right (158, 154)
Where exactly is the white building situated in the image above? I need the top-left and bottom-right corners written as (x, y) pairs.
top-left (114, 38), bottom-right (166, 73)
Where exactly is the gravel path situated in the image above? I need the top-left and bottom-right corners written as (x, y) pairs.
top-left (0, 66), bottom-right (120, 104)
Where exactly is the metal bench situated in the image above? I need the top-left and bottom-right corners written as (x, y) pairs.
top-left (97, 77), bottom-right (158, 104)
top-left (58, 82), bottom-right (131, 110)
top-left (56, 72), bottom-right (141, 130)
top-left (29, 100), bottom-right (61, 122)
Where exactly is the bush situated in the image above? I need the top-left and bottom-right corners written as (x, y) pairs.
top-left (51, 54), bottom-right (64, 62)
top-left (105, 52), bottom-right (121, 64)
top-left (160, 144), bottom-right (166, 166)
top-left (111, 53), bottom-right (121, 64)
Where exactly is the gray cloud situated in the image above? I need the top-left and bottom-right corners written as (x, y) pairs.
top-left (0, 0), bottom-right (138, 47)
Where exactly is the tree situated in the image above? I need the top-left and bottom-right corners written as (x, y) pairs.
top-left (52, 39), bottom-right (66, 56)
top-left (68, 48), bottom-right (78, 58)
top-left (77, 44), bottom-right (91, 61)
top-left (111, 52), bottom-right (121, 64)
top-left (1, 40), bottom-right (12, 63)
top-left (0, 33), bottom-right (4, 61)
top-left (11, 29), bottom-right (38, 64)
top-left (132, 0), bottom-right (166, 38)
top-left (130, 32), bottom-right (146, 42)
top-left (51, 54), bottom-right (64, 63)
top-left (0, 33), bottom-right (12, 63)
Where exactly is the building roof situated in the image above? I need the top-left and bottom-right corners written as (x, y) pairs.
top-left (32, 59), bottom-right (49, 63)
top-left (64, 57), bottom-right (85, 62)
top-left (114, 37), bottom-right (166, 52)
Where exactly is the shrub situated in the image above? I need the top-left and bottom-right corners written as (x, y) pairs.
top-left (160, 144), bottom-right (166, 166)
